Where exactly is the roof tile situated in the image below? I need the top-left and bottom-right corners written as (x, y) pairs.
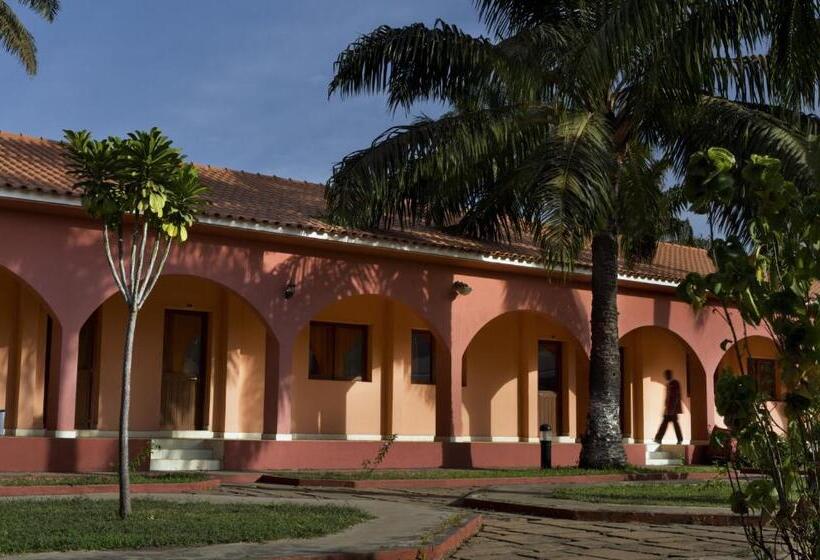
top-left (0, 130), bottom-right (715, 282)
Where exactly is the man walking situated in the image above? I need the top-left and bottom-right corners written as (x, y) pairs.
top-left (654, 369), bottom-right (683, 444)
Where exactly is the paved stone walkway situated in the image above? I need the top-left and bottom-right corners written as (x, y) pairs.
top-left (216, 483), bottom-right (755, 559)
top-left (4, 482), bottom-right (757, 559)
top-left (451, 513), bottom-right (752, 559)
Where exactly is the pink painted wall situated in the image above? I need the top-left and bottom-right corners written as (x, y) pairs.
top-left (0, 202), bottom-right (775, 470)
top-left (91, 276), bottom-right (267, 434)
top-left (620, 327), bottom-right (702, 443)
top-left (0, 437), bottom-right (150, 473)
top-left (461, 311), bottom-right (589, 441)
top-left (0, 267), bottom-right (49, 431)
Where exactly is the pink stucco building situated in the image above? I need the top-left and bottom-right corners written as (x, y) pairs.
top-left (0, 131), bottom-right (779, 472)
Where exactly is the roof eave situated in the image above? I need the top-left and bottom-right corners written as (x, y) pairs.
top-left (0, 185), bottom-right (683, 289)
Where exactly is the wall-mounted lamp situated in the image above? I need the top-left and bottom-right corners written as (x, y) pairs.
top-left (282, 282), bottom-right (297, 300)
top-left (452, 280), bottom-right (472, 297)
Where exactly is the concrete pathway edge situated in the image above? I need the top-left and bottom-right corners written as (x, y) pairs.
top-left (459, 496), bottom-right (747, 526)
top-left (259, 471), bottom-right (720, 490)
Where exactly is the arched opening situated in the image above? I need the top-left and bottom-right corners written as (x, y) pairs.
top-left (0, 266), bottom-right (60, 435)
top-left (462, 310), bottom-right (589, 442)
top-left (74, 275), bottom-right (274, 436)
top-left (713, 335), bottom-right (783, 429)
top-left (619, 326), bottom-right (708, 445)
top-left (289, 294), bottom-right (445, 441)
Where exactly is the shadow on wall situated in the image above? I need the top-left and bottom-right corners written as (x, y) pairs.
top-left (73, 274), bottom-right (277, 438)
top-left (289, 292), bottom-right (448, 439)
top-left (619, 326), bottom-right (709, 444)
top-left (501, 273), bottom-right (592, 352)
top-left (0, 265), bottom-right (63, 438)
top-left (268, 251), bottom-right (456, 437)
top-left (461, 309), bottom-right (591, 442)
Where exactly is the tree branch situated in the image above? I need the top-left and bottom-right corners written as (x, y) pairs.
top-left (116, 224), bottom-right (131, 301)
top-left (137, 237), bottom-right (172, 309)
top-left (134, 219), bottom-right (149, 297)
top-left (128, 216), bottom-right (140, 304)
top-left (103, 224), bottom-right (128, 298)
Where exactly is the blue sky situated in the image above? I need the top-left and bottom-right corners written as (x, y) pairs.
top-left (4, 0), bottom-right (708, 235)
top-left (3, 0), bottom-right (482, 182)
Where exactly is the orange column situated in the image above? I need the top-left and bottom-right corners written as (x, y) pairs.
top-left (436, 350), bottom-right (464, 441)
top-left (48, 323), bottom-right (81, 436)
top-left (517, 314), bottom-right (538, 442)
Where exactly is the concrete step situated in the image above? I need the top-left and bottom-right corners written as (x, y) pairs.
top-left (648, 451), bottom-right (676, 460)
top-left (152, 438), bottom-right (211, 450)
top-left (645, 458), bottom-right (684, 466)
top-left (151, 448), bottom-right (215, 460)
top-left (149, 458), bottom-right (222, 471)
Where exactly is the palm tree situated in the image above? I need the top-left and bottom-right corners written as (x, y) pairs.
top-left (326, 0), bottom-right (820, 467)
top-left (1, 0), bottom-right (60, 74)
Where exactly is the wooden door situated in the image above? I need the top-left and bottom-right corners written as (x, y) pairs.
top-left (537, 341), bottom-right (562, 434)
top-left (160, 310), bottom-right (208, 430)
top-left (75, 312), bottom-right (100, 429)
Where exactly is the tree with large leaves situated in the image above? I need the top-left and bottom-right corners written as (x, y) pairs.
top-left (64, 128), bottom-right (208, 518)
top-left (1, 0), bottom-right (59, 74)
top-left (326, 0), bottom-right (820, 467)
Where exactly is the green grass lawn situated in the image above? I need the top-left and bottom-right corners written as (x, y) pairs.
top-left (546, 480), bottom-right (733, 507)
top-left (0, 498), bottom-right (370, 554)
top-left (268, 465), bottom-right (721, 481)
top-left (0, 472), bottom-right (209, 486)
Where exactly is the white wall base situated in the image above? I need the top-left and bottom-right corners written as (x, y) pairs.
top-left (4, 428), bottom-right (47, 437)
top-left (262, 433), bottom-right (292, 441)
top-left (212, 432), bottom-right (262, 440)
top-left (638, 438), bottom-right (692, 445)
top-left (289, 433), bottom-right (383, 442)
top-left (393, 435), bottom-right (436, 442)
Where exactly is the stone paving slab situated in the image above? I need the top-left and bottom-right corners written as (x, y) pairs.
top-left (3, 492), bottom-right (475, 560)
top-left (449, 515), bottom-right (754, 559)
top-left (219, 483), bottom-right (757, 559)
top-left (3, 482), bottom-right (760, 559)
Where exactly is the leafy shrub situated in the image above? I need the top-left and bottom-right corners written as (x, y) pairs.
top-left (680, 148), bottom-right (820, 559)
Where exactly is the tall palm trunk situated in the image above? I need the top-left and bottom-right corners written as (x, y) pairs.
top-left (579, 226), bottom-right (626, 468)
top-left (118, 306), bottom-right (138, 519)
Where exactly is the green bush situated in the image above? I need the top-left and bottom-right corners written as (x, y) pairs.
top-left (681, 148), bottom-right (820, 559)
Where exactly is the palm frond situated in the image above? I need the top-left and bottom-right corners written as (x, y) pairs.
top-left (327, 105), bottom-right (554, 230)
top-left (529, 111), bottom-right (614, 269)
top-left (615, 144), bottom-right (680, 264)
top-left (474, 0), bottom-right (594, 39)
top-left (0, 1), bottom-right (36, 73)
top-left (328, 20), bottom-right (540, 111)
top-left (568, 0), bottom-right (769, 99)
top-left (663, 96), bottom-right (814, 189)
top-left (767, 0), bottom-right (820, 109)
top-left (663, 96), bottom-right (820, 240)
top-left (448, 143), bottom-right (549, 242)
top-left (16, 0), bottom-right (58, 21)
top-left (1, 0), bottom-right (59, 74)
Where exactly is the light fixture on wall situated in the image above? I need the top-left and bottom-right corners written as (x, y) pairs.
top-left (452, 280), bottom-right (472, 297)
top-left (282, 282), bottom-right (296, 300)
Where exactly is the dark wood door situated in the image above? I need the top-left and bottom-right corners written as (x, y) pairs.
top-left (160, 310), bottom-right (208, 430)
top-left (75, 312), bottom-right (100, 429)
top-left (537, 341), bottom-right (562, 435)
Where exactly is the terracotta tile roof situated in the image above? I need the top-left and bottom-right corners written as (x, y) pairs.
top-left (0, 130), bottom-right (715, 282)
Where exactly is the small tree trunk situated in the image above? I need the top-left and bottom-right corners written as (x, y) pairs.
top-left (580, 227), bottom-right (627, 468)
top-left (118, 306), bottom-right (139, 519)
